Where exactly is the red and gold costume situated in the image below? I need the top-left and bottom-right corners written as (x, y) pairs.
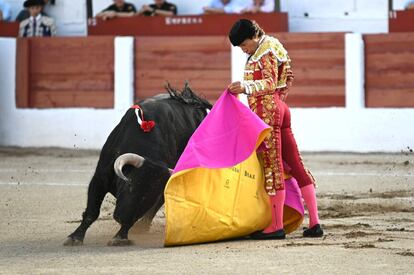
top-left (243, 35), bottom-right (315, 195)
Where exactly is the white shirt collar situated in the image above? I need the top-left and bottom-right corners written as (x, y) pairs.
top-left (258, 35), bottom-right (267, 45)
top-left (30, 14), bottom-right (42, 21)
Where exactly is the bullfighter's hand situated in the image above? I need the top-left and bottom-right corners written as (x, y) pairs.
top-left (228, 82), bottom-right (245, 94)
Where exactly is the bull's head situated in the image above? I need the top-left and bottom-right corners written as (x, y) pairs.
top-left (114, 153), bottom-right (173, 189)
top-left (113, 153), bottom-right (173, 223)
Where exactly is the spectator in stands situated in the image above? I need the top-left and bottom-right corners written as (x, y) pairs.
top-left (18, 0), bottom-right (56, 37)
top-left (138, 0), bottom-right (177, 16)
top-left (203, 0), bottom-right (244, 14)
top-left (241, 0), bottom-right (275, 13)
top-left (0, 0), bottom-right (12, 21)
top-left (406, 1), bottom-right (414, 9)
top-left (96, 0), bottom-right (136, 20)
top-left (16, 0), bottom-right (52, 22)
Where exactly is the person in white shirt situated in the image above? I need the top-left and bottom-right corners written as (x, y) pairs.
top-left (406, 1), bottom-right (414, 9)
top-left (241, 0), bottom-right (274, 14)
top-left (0, 0), bottom-right (12, 21)
top-left (19, 0), bottom-right (57, 37)
top-left (203, 0), bottom-right (245, 14)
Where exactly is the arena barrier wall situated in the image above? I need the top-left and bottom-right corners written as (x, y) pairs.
top-left (0, 34), bottom-right (413, 152)
top-left (0, 37), bottom-right (133, 149)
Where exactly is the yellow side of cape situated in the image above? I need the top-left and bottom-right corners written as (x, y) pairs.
top-left (164, 130), bottom-right (273, 246)
top-left (164, 151), bottom-right (272, 246)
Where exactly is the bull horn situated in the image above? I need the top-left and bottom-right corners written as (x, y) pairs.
top-left (114, 153), bottom-right (145, 182)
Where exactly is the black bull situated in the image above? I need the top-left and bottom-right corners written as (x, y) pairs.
top-left (64, 85), bottom-right (212, 246)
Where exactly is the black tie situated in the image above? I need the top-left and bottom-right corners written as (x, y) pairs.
top-left (33, 17), bottom-right (37, 36)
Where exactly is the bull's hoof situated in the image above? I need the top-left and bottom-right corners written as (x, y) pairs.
top-left (63, 236), bottom-right (83, 246)
top-left (107, 237), bottom-right (132, 246)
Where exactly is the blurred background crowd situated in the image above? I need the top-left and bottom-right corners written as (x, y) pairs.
top-left (1, 0), bottom-right (414, 36)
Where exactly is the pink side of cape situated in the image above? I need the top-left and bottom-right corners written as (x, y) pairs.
top-left (174, 90), bottom-right (268, 173)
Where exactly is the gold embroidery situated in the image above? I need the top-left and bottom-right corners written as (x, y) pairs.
top-left (250, 36), bottom-right (288, 63)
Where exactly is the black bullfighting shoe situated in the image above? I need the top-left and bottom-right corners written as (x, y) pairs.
top-left (303, 224), bottom-right (324, 238)
top-left (250, 229), bottom-right (286, 240)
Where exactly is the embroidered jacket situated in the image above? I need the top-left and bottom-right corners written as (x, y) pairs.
top-left (19, 15), bottom-right (57, 37)
top-left (243, 35), bottom-right (293, 96)
top-left (243, 35), bottom-right (294, 194)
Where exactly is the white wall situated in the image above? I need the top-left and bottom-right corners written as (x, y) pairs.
top-left (281, 0), bottom-right (389, 33)
top-left (46, 0), bottom-right (87, 36)
top-left (393, 0), bottom-right (414, 9)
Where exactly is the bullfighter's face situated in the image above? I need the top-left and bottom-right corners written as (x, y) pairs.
top-left (239, 37), bottom-right (260, 55)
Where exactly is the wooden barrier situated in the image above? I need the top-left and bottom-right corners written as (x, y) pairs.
top-left (0, 21), bottom-right (19, 37)
top-left (15, 33), bottom-right (346, 109)
top-left (389, 10), bottom-right (414, 32)
top-left (16, 37), bottom-right (114, 108)
top-left (364, 33), bottom-right (414, 107)
top-left (275, 33), bottom-right (346, 107)
top-left (134, 33), bottom-right (345, 107)
top-left (88, 13), bottom-right (288, 36)
top-left (135, 36), bottom-right (230, 103)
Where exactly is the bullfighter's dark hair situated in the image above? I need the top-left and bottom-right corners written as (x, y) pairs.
top-left (229, 19), bottom-right (264, 46)
top-left (165, 82), bottom-right (212, 110)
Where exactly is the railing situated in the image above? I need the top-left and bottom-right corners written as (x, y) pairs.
top-left (389, 10), bottom-right (414, 32)
top-left (88, 13), bottom-right (288, 36)
top-left (0, 21), bottom-right (19, 37)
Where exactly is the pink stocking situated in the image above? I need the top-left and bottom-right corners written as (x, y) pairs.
top-left (263, 189), bottom-right (286, 233)
top-left (301, 184), bottom-right (320, 227)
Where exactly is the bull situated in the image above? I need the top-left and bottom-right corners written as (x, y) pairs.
top-left (63, 84), bottom-right (212, 246)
